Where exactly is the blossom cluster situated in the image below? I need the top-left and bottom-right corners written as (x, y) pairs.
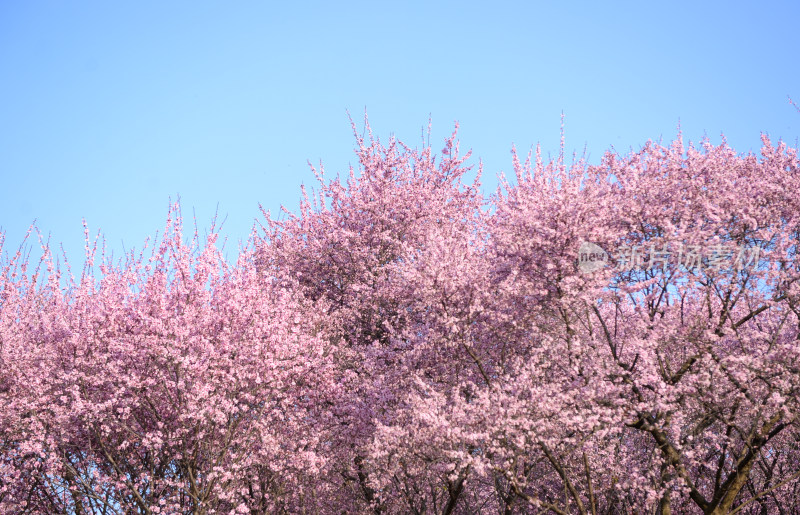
top-left (1, 119), bottom-right (799, 514)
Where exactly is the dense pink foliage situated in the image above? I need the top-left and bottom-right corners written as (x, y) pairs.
top-left (1, 119), bottom-right (799, 514)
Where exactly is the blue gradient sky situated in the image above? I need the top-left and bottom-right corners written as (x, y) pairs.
top-left (2, 1), bottom-right (799, 268)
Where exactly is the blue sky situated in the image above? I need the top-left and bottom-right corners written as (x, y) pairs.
top-left (2, 1), bottom-right (799, 269)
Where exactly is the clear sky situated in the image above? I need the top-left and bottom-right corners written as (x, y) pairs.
top-left (2, 1), bottom-right (799, 268)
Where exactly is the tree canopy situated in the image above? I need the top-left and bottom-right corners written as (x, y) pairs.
top-left (2, 120), bottom-right (799, 514)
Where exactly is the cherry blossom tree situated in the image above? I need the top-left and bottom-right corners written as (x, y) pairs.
top-left (1, 118), bottom-right (798, 514)
top-left (254, 118), bottom-right (489, 513)
top-left (367, 130), bottom-right (800, 514)
top-left (0, 209), bottom-right (338, 513)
